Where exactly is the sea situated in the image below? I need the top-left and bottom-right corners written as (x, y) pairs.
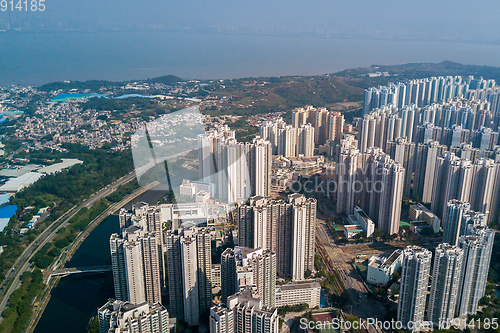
top-left (2, 30), bottom-right (500, 86)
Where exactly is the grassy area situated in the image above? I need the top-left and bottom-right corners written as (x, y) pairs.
top-left (0, 145), bottom-right (135, 284)
top-left (0, 180), bottom-right (141, 333)
top-left (0, 270), bottom-right (44, 333)
top-left (315, 254), bottom-right (327, 276)
top-left (31, 180), bottom-right (139, 271)
top-left (201, 75), bottom-right (364, 119)
top-left (315, 253), bottom-right (347, 308)
top-left (277, 303), bottom-right (309, 316)
top-left (31, 199), bottom-right (110, 269)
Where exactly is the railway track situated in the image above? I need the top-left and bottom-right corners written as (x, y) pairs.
top-left (315, 239), bottom-right (345, 294)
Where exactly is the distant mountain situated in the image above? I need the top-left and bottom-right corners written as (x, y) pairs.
top-left (38, 75), bottom-right (185, 92)
top-left (38, 80), bottom-right (128, 92)
top-left (334, 61), bottom-right (500, 85)
top-left (144, 75), bottom-right (185, 85)
top-left (36, 62), bottom-right (500, 95)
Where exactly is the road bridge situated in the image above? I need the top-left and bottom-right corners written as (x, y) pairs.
top-left (49, 265), bottom-right (112, 277)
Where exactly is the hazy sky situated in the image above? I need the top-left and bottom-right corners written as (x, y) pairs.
top-left (4, 1), bottom-right (500, 42)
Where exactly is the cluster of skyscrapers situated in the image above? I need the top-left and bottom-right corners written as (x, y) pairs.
top-left (237, 194), bottom-right (316, 281)
top-left (165, 227), bottom-right (213, 324)
top-left (106, 201), bottom-right (215, 329)
top-left (198, 124), bottom-right (272, 203)
top-left (398, 216), bottom-right (494, 328)
top-left (360, 77), bottom-right (498, 329)
top-left (363, 76), bottom-right (496, 114)
top-left (359, 101), bottom-right (499, 157)
top-left (291, 106), bottom-right (345, 144)
top-left (336, 77), bottom-right (500, 234)
top-left (429, 153), bottom-right (500, 222)
top-left (198, 123), bottom-right (318, 332)
top-left (259, 106), bottom-right (345, 158)
top-left (101, 119), bottom-right (318, 333)
top-left (335, 138), bottom-right (405, 235)
top-left (102, 203), bottom-right (169, 332)
top-left (210, 287), bottom-right (279, 333)
top-left (220, 247), bottom-right (277, 308)
top-left (258, 117), bottom-right (315, 158)
top-left (210, 193), bottom-right (317, 333)
top-left (110, 203), bottom-right (164, 306)
top-left (98, 75), bottom-right (500, 332)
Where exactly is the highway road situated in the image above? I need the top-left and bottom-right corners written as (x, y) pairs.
top-left (0, 151), bottom-right (193, 318)
top-left (0, 169), bottom-right (138, 316)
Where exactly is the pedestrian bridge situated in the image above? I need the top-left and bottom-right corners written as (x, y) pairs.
top-left (49, 265), bottom-right (112, 277)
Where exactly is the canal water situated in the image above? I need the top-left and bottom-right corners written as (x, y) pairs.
top-left (33, 187), bottom-right (168, 333)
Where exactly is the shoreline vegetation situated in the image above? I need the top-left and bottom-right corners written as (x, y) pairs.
top-left (0, 179), bottom-right (141, 333)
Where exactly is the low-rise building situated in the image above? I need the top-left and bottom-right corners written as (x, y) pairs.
top-left (347, 206), bottom-right (375, 238)
top-left (272, 156), bottom-right (291, 168)
top-left (409, 221), bottom-right (433, 235)
top-left (180, 180), bottom-right (196, 196)
top-left (160, 202), bottom-right (209, 230)
top-left (0, 172), bottom-right (44, 193)
top-left (409, 203), bottom-right (441, 233)
top-left (343, 224), bottom-right (364, 239)
top-left (180, 179), bottom-right (216, 197)
top-left (27, 215), bottom-right (40, 229)
top-left (318, 141), bottom-right (336, 157)
top-left (37, 158), bottom-right (83, 175)
top-left (271, 169), bottom-right (293, 189)
top-left (196, 190), bottom-right (211, 203)
top-left (367, 249), bottom-right (403, 286)
top-left (288, 156), bottom-right (324, 170)
top-left (275, 280), bottom-right (321, 308)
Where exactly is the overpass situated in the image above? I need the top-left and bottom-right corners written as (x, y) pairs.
top-left (49, 265), bottom-right (112, 277)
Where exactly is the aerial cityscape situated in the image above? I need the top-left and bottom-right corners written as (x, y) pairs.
top-left (1, 2), bottom-right (500, 333)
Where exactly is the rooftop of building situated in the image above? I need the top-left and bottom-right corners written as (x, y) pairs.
top-left (440, 244), bottom-right (456, 251)
top-left (410, 203), bottom-right (433, 213)
top-left (0, 171), bottom-right (44, 192)
top-left (235, 246), bottom-right (260, 258)
top-left (410, 220), bottom-right (431, 227)
top-left (211, 305), bottom-right (232, 315)
top-left (355, 208), bottom-right (370, 220)
top-left (382, 249), bottom-right (402, 268)
top-left (344, 224), bottom-right (364, 231)
top-left (36, 158), bottom-right (83, 174)
top-left (125, 225), bottom-right (141, 234)
top-left (405, 245), bottom-right (431, 255)
top-left (277, 280), bottom-right (321, 291)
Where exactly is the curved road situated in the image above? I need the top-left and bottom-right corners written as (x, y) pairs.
top-left (0, 150), bottom-right (192, 317)
top-left (0, 170), bottom-right (138, 316)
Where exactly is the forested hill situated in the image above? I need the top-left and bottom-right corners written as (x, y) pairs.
top-left (334, 61), bottom-right (500, 86)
